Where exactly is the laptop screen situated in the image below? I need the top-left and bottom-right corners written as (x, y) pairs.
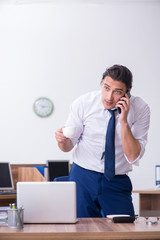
top-left (47, 160), bottom-right (69, 181)
top-left (0, 162), bottom-right (14, 190)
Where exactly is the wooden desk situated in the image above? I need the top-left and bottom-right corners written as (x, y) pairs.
top-left (0, 194), bottom-right (16, 207)
top-left (0, 218), bottom-right (160, 240)
top-left (133, 189), bottom-right (160, 217)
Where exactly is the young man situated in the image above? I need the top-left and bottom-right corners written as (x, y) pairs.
top-left (55, 64), bottom-right (150, 217)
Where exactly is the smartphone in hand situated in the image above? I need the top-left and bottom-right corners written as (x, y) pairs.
top-left (117, 90), bottom-right (131, 114)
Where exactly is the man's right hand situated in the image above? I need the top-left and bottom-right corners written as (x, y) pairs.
top-left (55, 127), bottom-right (67, 144)
top-left (55, 127), bottom-right (74, 152)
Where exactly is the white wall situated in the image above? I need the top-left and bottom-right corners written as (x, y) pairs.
top-left (0, 0), bottom-right (160, 214)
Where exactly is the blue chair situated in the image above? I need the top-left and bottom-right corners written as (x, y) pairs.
top-left (31, 166), bottom-right (45, 176)
top-left (54, 176), bottom-right (69, 181)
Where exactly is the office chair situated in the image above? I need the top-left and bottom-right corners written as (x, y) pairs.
top-left (31, 166), bottom-right (45, 176)
top-left (54, 176), bottom-right (69, 181)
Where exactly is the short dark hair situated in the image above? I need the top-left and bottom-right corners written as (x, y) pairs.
top-left (102, 64), bottom-right (133, 89)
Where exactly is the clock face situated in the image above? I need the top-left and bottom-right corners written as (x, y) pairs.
top-left (33, 97), bottom-right (53, 117)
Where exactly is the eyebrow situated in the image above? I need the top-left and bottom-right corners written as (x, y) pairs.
top-left (104, 83), bottom-right (124, 91)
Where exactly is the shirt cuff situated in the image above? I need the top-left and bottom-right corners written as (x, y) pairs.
top-left (124, 154), bottom-right (140, 166)
top-left (70, 137), bottom-right (77, 147)
top-left (66, 126), bottom-right (83, 147)
top-left (124, 143), bottom-right (144, 166)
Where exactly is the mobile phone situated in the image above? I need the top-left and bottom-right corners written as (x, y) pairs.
top-left (117, 90), bottom-right (131, 114)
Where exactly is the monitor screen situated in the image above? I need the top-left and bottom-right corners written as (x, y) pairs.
top-left (0, 162), bottom-right (14, 190)
top-left (47, 160), bottom-right (69, 181)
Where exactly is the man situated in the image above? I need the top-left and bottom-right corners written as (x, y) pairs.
top-left (55, 64), bottom-right (150, 217)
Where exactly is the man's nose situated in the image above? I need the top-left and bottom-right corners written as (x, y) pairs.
top-left (108, 91), bottom-right (114, 100)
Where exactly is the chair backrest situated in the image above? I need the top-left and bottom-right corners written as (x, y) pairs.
top-left (54, 176), bottom-right (69, 181)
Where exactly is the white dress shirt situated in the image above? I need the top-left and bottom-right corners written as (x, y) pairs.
top-left (65, 90), bottom-right (150, 175)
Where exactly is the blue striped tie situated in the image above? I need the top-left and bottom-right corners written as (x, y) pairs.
top-left (104, 109), bottom-right (117, 181)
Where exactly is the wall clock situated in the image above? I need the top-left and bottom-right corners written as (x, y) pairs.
top-left (33, 97), bottom-right (53, 117)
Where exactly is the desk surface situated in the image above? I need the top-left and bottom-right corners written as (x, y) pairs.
top-left (0, 218), bottom-right (160, 240)
top-left (133, 189), bottom-right (160, 194)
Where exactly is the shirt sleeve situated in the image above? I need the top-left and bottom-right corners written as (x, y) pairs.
top-left (124, 98), bottom-right (150, 166)
top-left (65, 96), bottom-right (84, 146)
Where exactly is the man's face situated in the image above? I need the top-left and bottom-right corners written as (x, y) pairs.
top-left (101, 76), bottom-right (127, 109)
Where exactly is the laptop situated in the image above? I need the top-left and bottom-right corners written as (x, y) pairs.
top-left (17, 182), bottom-right (77, 223)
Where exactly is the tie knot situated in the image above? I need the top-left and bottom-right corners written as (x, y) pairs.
top-left (108, 109), bottom-right (117, 117)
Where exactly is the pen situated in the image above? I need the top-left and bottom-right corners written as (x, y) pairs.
top-left (11, 203), bottom-right (23, 226)
top-left (12, 203), bottom-right (16, 209)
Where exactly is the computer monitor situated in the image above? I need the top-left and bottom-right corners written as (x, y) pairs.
top-left (0, 162), bottom-right (14, 190)
top-left (47, 160), bottom-right (70, 181)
